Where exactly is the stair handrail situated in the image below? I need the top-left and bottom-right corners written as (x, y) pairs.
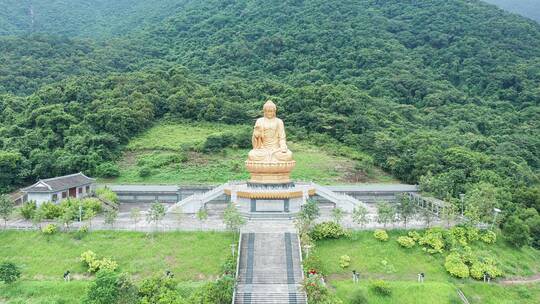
top-left (167, 183), bottom-right (228, 213)
top-left (232, 233), bottom-right (243, 304)
top-left (296, 233), bottom-right (308, 303)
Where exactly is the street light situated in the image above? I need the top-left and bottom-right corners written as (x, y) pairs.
top-left (491, 208), bottom-right (501, 230)
top-left (459, 193), bottom-right (465, 216)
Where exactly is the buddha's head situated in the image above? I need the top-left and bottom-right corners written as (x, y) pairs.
top-left (263, 100), bottom-right (276, 119)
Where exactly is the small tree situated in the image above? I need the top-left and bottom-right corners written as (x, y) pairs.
top-left (420, 207), bottom-right (434, 228)
top-left (376, 201), bottom-right (395, 228)
top-left (84, 209), bottom-right (97, 229)
top-left (223, 203), bottom-right (245, 239)
top-left (146, 202), bottom-right (166, 230)
top-left (104, 209), bottom-right (118, 229)
top-left (352, 205), bottom-right (369, 228)
top-left (0, 262), bottom-right (21, 284)
top-left (173, 205), bottom-right (184, 229)
top-left (441, 203), bottom-right (458, 228)
top-left (0, 194), bottom-right (14, 228)
top-left (32, 207), bottom-right (45, 229)
top-left (129, 207), bottom-right (141, 226)
top-left (196, 207), bottom-right (209, 230)
top-left (331, 207), bottom-right (345, 225)
top-left (503, 216), bottom-right (531, 248)
top-left (397, 195), bottom-right (416, 228)
top-left (86, 271), bottom-right (114, 300)
top-left (59, 207), bottom-right (77, 231)
top-left (298, 199), bottom-right (320, 230)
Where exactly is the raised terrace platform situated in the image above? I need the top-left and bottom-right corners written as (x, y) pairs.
top-left (104, 183), bottom-right (418, 206)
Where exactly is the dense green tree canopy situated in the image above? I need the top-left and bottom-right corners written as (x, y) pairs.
top-left (0, 0), bottom-right (538, 231)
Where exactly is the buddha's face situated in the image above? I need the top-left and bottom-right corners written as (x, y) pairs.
top-left (264, 107), bottom-right (276, 119)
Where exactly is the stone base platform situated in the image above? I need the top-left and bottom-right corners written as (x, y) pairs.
top-left (245, 160), bottom-right (296, 184)
top-left (224, 181), bottom-right (314, 215)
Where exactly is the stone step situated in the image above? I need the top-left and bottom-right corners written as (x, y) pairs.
top-left (234, 294), bottom-right (307, 304)
top-left (234, 232), bottom-right (307, 303)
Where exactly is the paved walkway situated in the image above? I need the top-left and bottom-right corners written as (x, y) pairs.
top-left (3, 205), bottom-right (446, 232)
top-left (499, 274), bottom-right (540, 285)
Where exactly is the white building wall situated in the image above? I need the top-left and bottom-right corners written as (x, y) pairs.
top-left (28, 193), bottom-right (53, 207)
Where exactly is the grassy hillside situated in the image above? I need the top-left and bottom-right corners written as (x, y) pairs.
top-left (0, 230), bottom-right (234, 303)
top-left (315, 230), bottom-right (540, 303)
top-left (102, 122), bottom-right (397, 184)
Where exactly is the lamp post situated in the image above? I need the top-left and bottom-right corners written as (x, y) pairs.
top-left (491, 208), bottom-right (501, 230)
top-left (459, 193), bottom-right (465, 217)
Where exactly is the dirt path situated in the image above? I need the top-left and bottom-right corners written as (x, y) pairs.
top-left (499, 273), bottom-right (540, 285)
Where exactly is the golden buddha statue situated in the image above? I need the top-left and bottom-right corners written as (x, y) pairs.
top-left (246, 100), bottom-right (295, 184)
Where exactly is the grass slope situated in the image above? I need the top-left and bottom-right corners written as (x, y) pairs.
top-left (103, 122), bottom-right (397, 185)
top-left (314, 230), bottom-right (540, 303)
top-left (0, 230), bottom-right (233, 303)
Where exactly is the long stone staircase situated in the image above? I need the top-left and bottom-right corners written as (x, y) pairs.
top-left (234, 230), bottom-right (307, 304)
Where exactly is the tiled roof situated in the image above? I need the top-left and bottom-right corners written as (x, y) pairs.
top-left (22, 173), bottom-right (95, 193)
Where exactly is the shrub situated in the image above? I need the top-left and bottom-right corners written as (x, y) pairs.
top-left (59, 198), bottom-right (81, 220)
top-left (80, 250), bottom-right (118, 273)
top-left (139, 276), bottom-right (184, 303)
top-left (0, 262), bottom-right (21, 284)
top-left (40, 202), bottom-right (62, 219)
top-left (469, 258), bottom-right (503, 280)
top-left (82, 198), bottom-right (103, 214)
top-left (450, 226), bottom-right (468, 246)
top-left (20, 201), bottom-right (37, 219)
top-left (81, 250), bottom-right (98, 265)
top-left (302, 274), bottom-right (342, 303)
top-left (466, 226), bottom-right (480, 242)
top-left (188, 275), bottom-right (235, 304)
top-left (339, 255), bottom-right (351, 269)
top-left (93, 258), bottom-right (118, 273)
top-left (42, 223), bottom-right (58, 235)
top-left (397, 236), bottom-right (415, 248)
top-left (480, 230), bottom-right (497, 244)
top-left (373, 229), bottom-right (388, 242)
top-left (83, 269), bottom-right (119, 304)
top-left (349, 289), bottom-right (368, 304)
top-left (138, 166), bottom-right (152, 177)
top-left (408, 231), bottom-right (421, 241)
top-left (94, 162), bottom-right (120, 178)
top-left (310, 222), bottom-right (349, 240)
top-left (221, 254), bottom-right (236, 275)
top-left (304, 254), bottom-right (324, 275)
top-left (74, 225), bottom-right (89, 240)
top-left (419, 228), bottom-right (445, 254)
top-left (370, 280), bottom-right (391, 296)
top-left (444, 252), bottom-right (469, 278)
top-left (95, 188), bottom-right (119, 206)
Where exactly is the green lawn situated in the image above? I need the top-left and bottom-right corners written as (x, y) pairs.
top-left (103, 121), bottom-right (397, 185)
top-left (315, 230), bottom-right (540, 303)
top-left (0, 230), bottom-right (234, 303)
top-left (126, 122), bottom-right (239, 151)
top-left (0, 230), bottom-right (234, 281)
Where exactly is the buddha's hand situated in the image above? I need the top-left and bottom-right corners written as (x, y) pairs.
top-left (280, 147), bottom-right (288, 153)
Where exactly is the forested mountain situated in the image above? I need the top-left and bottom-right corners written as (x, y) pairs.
top-left (1, 0), bottom-right (539, 223)
top-left (0, 0), bottom-right (187, 38)
top-left (484, 0), bottom-right (540, 22)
